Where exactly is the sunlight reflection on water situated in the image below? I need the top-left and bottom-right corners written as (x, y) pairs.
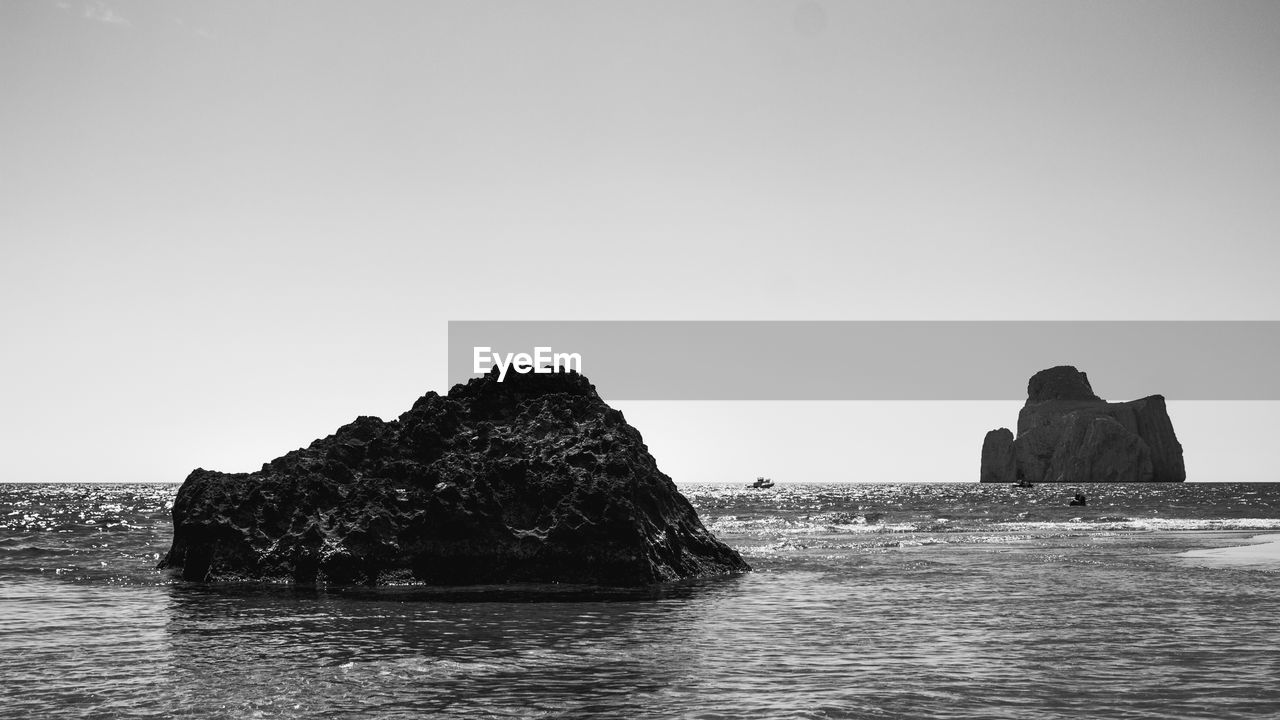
top-left (3, 483), bottom-right (1280, 718)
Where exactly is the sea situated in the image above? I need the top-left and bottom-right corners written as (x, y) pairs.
top-left (4, 482), bottom-right (1280, 720)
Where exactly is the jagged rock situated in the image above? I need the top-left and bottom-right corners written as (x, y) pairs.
top-left (1027, 365), bottom-right (1102, 403)
top-left (981, 366), bottom-right (1185, 483)
top-left (160, 368), bottom-right (750, 587)
top-left (980, 428), bottom-right (1017, 483)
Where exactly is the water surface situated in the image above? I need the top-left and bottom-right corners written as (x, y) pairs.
top-left (3, 482), bottom-right (1280, 719)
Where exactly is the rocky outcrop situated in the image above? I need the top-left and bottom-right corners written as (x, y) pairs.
top-left (980, 428), bottom-right (1017, 484)
top-left (160, 368), bottom-right (750, 587)
top-left (980, 366), bottom-right (1185, 483)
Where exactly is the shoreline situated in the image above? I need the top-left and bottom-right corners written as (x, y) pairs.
top-left (1179, 533), bottom-right (1280, 566)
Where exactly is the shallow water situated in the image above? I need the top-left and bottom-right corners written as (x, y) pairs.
top-left (3, 482), bottom-right (1280, 719)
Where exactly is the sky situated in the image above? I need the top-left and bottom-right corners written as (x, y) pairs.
top-left (3, 0), bottom-right (1279, 483)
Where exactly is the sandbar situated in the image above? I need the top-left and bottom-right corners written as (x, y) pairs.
top-left (1180, 533), bottom-right (1280, 567)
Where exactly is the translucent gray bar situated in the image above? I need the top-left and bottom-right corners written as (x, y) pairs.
top-left (447, 321), bottom-right (1280, 400)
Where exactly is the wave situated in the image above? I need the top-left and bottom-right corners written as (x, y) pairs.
top-left (0, 544), bottom-right (80, 557)
top-left (706, 514), bottom-right (1280, 537)
top-left (995, 517), bottom-right (1280, 532)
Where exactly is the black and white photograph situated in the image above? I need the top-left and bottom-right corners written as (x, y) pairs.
top-left (4, 1), bottom-right (1280, 717)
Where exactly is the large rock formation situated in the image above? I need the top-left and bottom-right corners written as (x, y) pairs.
top-left (980, 428), bottom-right (1017, 484)
top-left (980, 366), bottom-right (1185, 483)
top-left (160, 368), bottom-right (749, 586)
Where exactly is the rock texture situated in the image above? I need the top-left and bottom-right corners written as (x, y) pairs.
top-left (980, 428), bottom-right (1017, 484)
top-left (160, 368), bottom-right (750, 586)
top-left (980, 366), bottom-right (1185, 483)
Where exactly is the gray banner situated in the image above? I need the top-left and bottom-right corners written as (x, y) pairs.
top-left (447, 321), bottom-right (1280, 400)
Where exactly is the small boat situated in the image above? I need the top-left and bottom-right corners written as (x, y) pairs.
top-left (1015, 479), bottom-right (1033, 488)
top-left (750, 476), bottom-right (775, 489)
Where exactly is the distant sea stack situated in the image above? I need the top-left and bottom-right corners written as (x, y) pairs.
top-left (980, 366), bottom-right (1185, 483)
top-left (160, 368), bottom-right (749, 586)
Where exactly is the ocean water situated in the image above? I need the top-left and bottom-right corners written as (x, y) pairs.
top-left (4, 482), bottom-right (1280, 719)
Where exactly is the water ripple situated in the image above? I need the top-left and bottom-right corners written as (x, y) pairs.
top-left (4, 482), bottom-right (1280, 718)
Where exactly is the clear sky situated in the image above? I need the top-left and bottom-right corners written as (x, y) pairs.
top-left (3, 0), bottom-right (1279, 483)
